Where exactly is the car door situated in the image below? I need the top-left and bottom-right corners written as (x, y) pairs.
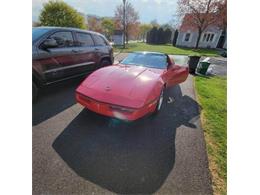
top-left (91, 34), bottom-right (110, 65)
top-left (72, 31), bottom-right (97, 72)
top-left (162, 56), bottom-right (189, 87)
top-left (36, 30), bottom-right (78, 82)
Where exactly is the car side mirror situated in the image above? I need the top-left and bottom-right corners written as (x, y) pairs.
top-left (42, 38), bottom-right (58, 49)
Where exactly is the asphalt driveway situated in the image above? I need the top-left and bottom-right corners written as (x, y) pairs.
top-left (33, 56), bottom-right (213, 194)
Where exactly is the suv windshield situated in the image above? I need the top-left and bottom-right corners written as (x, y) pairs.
top-left (32, 28), bottom-right (50, 42)
top-left (121, 52), bottom-right (167, 69)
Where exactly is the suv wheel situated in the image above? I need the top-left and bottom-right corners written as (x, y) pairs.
top-left (99, 59), bottom-right (111, 68)
top-left (33, 82), bottom-right (38, 102)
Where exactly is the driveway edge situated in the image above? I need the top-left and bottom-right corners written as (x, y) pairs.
top-left (192, 76), bottom-right (214, 195)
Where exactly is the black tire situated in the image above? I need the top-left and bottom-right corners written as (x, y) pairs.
top-left (99, 59), bottom-right (111, 68)
top-left (154, 89), bottom-right (164, 114)
top-left (33, 82), bottom-right (38, 102)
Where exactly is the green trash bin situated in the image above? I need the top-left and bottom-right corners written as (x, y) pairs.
top-left (196, 58), bottom-right (211, 75)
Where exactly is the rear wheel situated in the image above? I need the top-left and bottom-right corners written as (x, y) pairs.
top-left (99, 59), bottom-right (111, 68)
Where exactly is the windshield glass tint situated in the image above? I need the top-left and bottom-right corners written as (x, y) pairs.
top-left (32, 28), bottom-right (50, 42)
top-left (121, 53), bottom-right (167, 69)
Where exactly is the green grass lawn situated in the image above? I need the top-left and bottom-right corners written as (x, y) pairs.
top-left (113, 42), bottom-right (221, 57)
top-left (194, 76), bottom-right (227, 195)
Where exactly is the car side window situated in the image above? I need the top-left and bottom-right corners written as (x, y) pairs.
top-left (92, 35), bottom-right (108, 46)
top-left (49, 31), bottom-right (74, 48)
top-left (76, 32), bottom-right (94, 46)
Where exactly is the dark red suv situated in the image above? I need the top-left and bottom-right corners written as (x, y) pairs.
top-left (32, 26), bottom-right (114, 101)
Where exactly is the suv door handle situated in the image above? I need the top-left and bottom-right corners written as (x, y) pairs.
top-left (95, 48), bottom-right (100, 51)
top-left (72, 49), bottom-right (82, 53)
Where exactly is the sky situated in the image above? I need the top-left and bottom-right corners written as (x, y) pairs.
top-left (32, 0), bottom-right (178, 24)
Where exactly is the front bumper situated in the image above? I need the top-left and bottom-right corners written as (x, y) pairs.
top-left (76, 93), bottom-right (157, 121)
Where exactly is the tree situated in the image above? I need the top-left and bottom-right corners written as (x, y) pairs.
top-left (150, 19), bottom-right (159, 28)
top-left (169, 15), bottom-right (181, 30)
top-left (161, 24), bottom-right (173, 31)
top-left (88, 17), bottom-right (103, 33)
top-left (114, 1), bottom-right (140, 43)
top-left (128, 22), bottom-right (140, 40)
top-left (177, 0), bottom-right (224, 48)
top-left (39, 0), bottom-right (86, 29)
top-left (146, 26), bottom-right (172, 45)
top-left (172, 30), bottom-right (179, 46)
top-left (147, 26), bottom-right (158, 44)
top-left (215, 0), bottom-right (227, 31)
top-left (164, 28), bottom-right (173, 43)
top-left (101, 18), bottom-right (115, 40)
top-left (157, 27), bottom-right (164, 44)
top-left (139, 24), bottom-right (152, 42)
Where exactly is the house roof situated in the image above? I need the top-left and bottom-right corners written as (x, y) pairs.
top-left (179, 13), bottom-right (221, 32)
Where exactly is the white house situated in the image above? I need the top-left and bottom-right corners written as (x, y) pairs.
top-left (112, 30), bottom-right (124, 45)
top-left (176, 14), bottom-right (226, 49)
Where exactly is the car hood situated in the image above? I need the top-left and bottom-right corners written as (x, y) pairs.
top-left (76, 64), bottom-right (165, 108)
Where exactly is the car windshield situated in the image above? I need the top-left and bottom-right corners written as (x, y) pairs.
top-left (121, 52), bottom-right (168, 69)
top-left (32, 28), bottom-right (50, 42)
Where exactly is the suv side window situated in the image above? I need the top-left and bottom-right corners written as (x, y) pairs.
top-left (49, 31), bottom-right (74, 47)
top-left (92, 34), bottom-right (108, 46)
top-left (76, 32), bottom-right (94, 46)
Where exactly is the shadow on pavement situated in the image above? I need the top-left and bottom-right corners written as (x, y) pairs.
top-left (32, 77), bottom-right (86, 126)
top-left (52, 85), bottom-right (201, 194)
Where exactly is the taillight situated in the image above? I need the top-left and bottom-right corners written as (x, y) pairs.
top-left (76, 93), bottom-right (91, 103)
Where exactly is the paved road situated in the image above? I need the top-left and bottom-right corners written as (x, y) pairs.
top-left (201, 56), bottom-right (227, 76)
top-left (33, 55), bottom-right (213, 194)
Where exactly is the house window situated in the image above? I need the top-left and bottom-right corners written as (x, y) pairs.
top-left (203, 33), bottom-right (215, 42)
top-left (203, 34), bottom-right (207, 42)
top-left (210, 34), bottom-right (214, 42)
top-left (206, 34), bottom-right (210, 42)
top-left (184, 33), bottom-right (191, 42)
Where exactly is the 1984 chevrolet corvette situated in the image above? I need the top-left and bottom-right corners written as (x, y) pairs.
top-left (76, 51), bottom-right (189, 121)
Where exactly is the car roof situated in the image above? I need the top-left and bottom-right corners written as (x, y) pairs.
top-left (33, 26), bottom-right (103, 36)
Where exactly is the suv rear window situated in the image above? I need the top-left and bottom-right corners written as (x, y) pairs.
top-left (92, 34), bottom-right (108, 46)
top-left (49, 31), bottom-right (74, 47)
top-left (76, 32), bottom-right (94, 46)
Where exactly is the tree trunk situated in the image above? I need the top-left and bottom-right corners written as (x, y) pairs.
top-left (195, 29), bottom-right (202, 49)
top-left (126, 33), bottom-right (129, 44)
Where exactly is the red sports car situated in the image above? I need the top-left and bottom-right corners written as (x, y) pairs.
top-left (76, 52), bottom-right (189, 121)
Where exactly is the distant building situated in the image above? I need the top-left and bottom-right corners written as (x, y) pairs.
top-left (32, 21), bottom-right (40, 27)
top-left (176, 14), bottom-right (226, 49)
top-left (112, 30), bottom-right (124, 45)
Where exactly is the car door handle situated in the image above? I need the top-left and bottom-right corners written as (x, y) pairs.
top-left (95, 48), bottom-right (100, 51)
top-left (72, 49), bottom-right (82, 53)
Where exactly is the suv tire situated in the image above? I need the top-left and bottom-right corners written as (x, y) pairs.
top-left (99, 59), bottom-right (111, 68)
